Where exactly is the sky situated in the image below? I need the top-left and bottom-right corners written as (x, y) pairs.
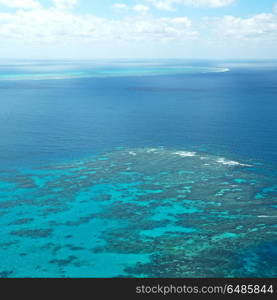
top-left (0, 0), bottom-right (277, 59)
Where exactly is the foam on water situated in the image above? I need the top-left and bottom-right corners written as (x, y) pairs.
top-left (173, 151), bottom-right (197, 157)
top-left (216, 158), bottom-right (252, 167)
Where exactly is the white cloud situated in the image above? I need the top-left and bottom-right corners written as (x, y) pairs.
top-left (0, 0), bottom-right (41, 9)
top-left (1, 0), bottom-right (276, 58)
top-left (52, 0), bottom-right (78, 10)
top-left (133, 4), bottom-right (150, 15)
top-left (147, 0), bottom-right (175, 11)
top-left (211, 13), bottom-right (277, 41)
top-left (112, 3), bottom-right (128, 11)
top-left (0, 8), bottom-right (198, 43)
top-left (148, 0), bottom-right (235, 11)
top-left (113, 3), bottom-right (150, 15)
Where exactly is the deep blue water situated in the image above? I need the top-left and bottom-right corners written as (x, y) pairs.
top-left (0, 60), bottom-right (276, 169)
top-left (0, 60), bottom-right (276, 277)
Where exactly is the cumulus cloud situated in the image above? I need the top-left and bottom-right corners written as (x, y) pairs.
top-left (112, 3), bottom-right (128, 11)
top-left (0, 0), bottom-right (41, 9)
top-left (0, 0), bottom-right (276, 52)
top-left (52, 0), bottom-right (78, 10)
top-left (148, 0), bottom-right (235, 11)
top-left (210, 13), bottom-right (277, 41)
top-left (0, 8), bottom-right (198, 43)
top-left (113, 3), bottom-right (150, 15)
top-left (133, 4), bottom-right (150, 15)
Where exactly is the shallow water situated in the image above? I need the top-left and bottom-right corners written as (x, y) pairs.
top-left (0, 61), bottom-right (228, 81)
top-left (0, 147), bottom-right (276, 277)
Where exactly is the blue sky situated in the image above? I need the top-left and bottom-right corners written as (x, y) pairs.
top-left (0, 0), bottom-right (277, 59)
top-left (78, 0), bottom-right (276, 19)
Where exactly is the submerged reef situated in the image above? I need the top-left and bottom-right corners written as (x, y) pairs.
top-left (0, 147), bottom-right (276, 277)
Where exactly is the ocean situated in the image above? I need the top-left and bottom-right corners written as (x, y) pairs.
top-left (0, 60), bottom-right (276, 277)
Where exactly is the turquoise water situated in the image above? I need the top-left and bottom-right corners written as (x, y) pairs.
top-left (0, 147), bottom-right (276, 277)
top-left (0, 60), bottom-right (276, 277)
top-left (0, 61), bottom-right (228, 81)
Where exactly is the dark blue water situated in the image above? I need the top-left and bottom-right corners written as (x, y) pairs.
top-left (0, 60), bottom-right (276, 278)
top-left (0, 61), bottom-right (276, 169)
